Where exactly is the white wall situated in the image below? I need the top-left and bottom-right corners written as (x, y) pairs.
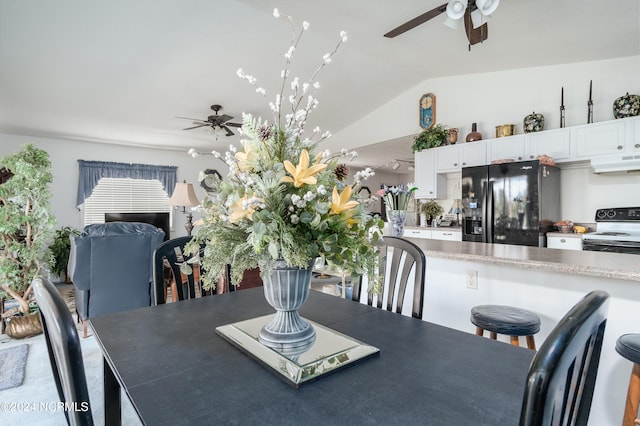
top-left (328, 56), bottom-right (640, 221)
top-left (0, 133), bottom-right (220, 237)
top-left (329, 56), bottom-right (640, 151)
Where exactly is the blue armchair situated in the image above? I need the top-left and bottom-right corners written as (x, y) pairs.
top-left (68, 222), bottom-right (165, 337)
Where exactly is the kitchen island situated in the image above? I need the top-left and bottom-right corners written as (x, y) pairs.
top-left (404, 238), bottom-right (639, 426)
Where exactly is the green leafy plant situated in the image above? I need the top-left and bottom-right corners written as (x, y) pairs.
top-left (48, 226), bottom-right (80, 283)
top-left (185, 10), bottom-right (384, 293)
top-left (412, 124), bottom-right (448, 152)
top-left (420, 200), bottom-right (444, 220)
top-left (0, 144), bottom-right (56, 315)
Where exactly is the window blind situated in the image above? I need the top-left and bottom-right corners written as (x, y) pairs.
top-left (83, 177), bottom-right (172, 226)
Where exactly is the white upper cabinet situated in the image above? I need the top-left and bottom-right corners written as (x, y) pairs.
top-left (524, 128), bottom-right (572, 161)
top-left (630, 118), bottom-right (640, 153)
top-left (415, 149), bottom-right (446, 199)
top-left (460, 140), bottom-right (487, 167)
top-left (573, 120), bottom-right (626, 159)
top-left (435, 145), bottom-right (460, 173)
top-left (487, 135), bottom-right (525, 163)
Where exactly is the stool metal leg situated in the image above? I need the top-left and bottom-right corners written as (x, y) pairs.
top-left (489, 331), bottom-right (497, 340)
top-left (526, 335), bottom-right (537, 350)
top-left (510, 336), bottom-right (520, 346)
top-left (475, 327), bottom-right (484, 337)
top-left (623, 363), bottom-right (640, 426)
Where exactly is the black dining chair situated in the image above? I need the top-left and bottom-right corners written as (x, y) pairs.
top-left (519, 290), bottom-right (609, 426)
top-left (152, 236), bottom-right (221, 304)
top-left (32, 277), bottom-right (94, 426)
top-left (352, 236), bottom-right (426, 319)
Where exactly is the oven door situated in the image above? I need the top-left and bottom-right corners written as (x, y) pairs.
top-left (582, 238), bottom-right (640, 254)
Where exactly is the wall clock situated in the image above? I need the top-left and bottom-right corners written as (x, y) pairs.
top-left (200, 169), bottom-right (222, 192)
top-left (419, 93), bottom-right (436, 130)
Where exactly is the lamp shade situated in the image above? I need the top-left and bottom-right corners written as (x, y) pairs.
top-left (168, 181), bottom-right (200, 207)
top-left (475, 0), bottom-right (499, 16)
top-left (446, 0), bottom-right (467, 20)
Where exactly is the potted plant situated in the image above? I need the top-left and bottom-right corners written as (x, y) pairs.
top-left (420, 200), bottom-right (444, 226)
top-left (0, 144), bottom-right (55, 338)
top-left (48, 226), bottom-right (80, 283)
top-left (412, 124), bottom-right (449, 152)
top-left (184, 11), bottom-right (384, 349)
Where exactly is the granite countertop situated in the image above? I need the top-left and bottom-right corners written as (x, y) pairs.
top-left (405, 238), bottom-right (640, 283)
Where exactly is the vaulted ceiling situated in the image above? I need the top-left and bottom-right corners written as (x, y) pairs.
top-left (0, 0), bottom-right (638, 169)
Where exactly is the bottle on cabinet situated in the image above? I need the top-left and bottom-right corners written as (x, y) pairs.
top-left (466, 123), bottom-right (482, 142)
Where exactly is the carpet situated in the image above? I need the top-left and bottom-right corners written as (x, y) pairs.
top-left (0, 343), bottom-right (29, 391)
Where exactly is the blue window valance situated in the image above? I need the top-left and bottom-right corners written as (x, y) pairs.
top-left (77, 160), bottom-right (177, 206)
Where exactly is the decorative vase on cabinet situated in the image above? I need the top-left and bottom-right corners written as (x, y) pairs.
top-left (523, 112), bottom-right (544, 133)
top-left (466, 123), bottom-right (482, 142)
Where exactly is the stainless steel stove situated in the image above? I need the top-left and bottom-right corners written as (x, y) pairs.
top-left (582, 207), bottom-right (640, 254)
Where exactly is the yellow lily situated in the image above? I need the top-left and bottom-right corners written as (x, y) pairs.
top-left (235, 144), bottom-right (255, 172)
top-left (330, 186), bottom-right (359, 215)
top-left (229, 194), bottom-right (257, 223)
top-left (281, 149), bottom-right (327, 188)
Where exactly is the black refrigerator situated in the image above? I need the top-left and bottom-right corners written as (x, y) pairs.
top-left (461, 160), bottom-right (560, 247)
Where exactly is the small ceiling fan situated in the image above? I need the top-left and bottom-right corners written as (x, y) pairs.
top-left (177, 104), bottom-right (241, 136)
top-left (384, 0), bottom-right (499, 48)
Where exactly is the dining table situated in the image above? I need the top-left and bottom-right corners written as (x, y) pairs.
top-left (90, 287), bottom-right (535, 425)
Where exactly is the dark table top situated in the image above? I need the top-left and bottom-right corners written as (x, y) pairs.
top-left (90, 288), bottom-right (535, 425)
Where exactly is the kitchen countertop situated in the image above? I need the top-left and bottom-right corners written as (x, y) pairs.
top-left (405, 238), bottom-right (640, 282)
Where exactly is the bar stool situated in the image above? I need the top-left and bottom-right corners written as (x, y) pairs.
top-left (616, 334), bottom-right (640, 426)
top-left (471, 304), bottom-right (541, 350)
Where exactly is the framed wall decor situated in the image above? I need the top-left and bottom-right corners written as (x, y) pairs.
top-left (419, 93), bottom-right (436, 130)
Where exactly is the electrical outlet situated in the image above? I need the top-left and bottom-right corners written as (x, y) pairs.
top-left (466, 270), bottom-right (478, 289)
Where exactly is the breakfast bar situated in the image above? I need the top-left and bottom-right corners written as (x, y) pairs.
top-left (405, 238), bottom-right (640, 426)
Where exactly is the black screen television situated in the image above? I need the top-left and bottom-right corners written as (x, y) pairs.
top-left (104, 212), bottom-right (170, 241)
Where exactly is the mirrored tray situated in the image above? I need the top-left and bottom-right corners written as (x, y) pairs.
top-left (216, 314), bottom-right (379, 388)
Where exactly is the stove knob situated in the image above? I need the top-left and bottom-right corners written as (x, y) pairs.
top-left (596, 210), bottom-right (607, 219)
top-left (607, 210), bottom-right (616, 218)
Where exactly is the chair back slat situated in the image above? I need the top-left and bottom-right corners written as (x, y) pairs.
top-left (153, 236), bottom-right (217, 304)
top-left (520, 290), bottom-right (608, 426)
top-left (354, 236), bottom-right (426, 319)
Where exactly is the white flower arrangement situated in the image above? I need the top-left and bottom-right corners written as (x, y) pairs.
top-left (185, 9), bottom-right (383, 291)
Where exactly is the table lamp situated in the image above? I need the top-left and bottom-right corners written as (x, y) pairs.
top-left (168, 180), bottom-right (200, 236)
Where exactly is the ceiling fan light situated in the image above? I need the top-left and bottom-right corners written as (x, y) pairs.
top-left (443, 16), bottom-right (461, 30)
top-left (470, 9), bottom-right (484, 28)
top-left (475, 0), bottom-right (499, 16)
top-left (446, 0), bottom-right (467, 20)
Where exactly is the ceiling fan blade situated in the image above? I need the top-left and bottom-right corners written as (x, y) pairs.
top-left (218, 114), bottom-right (233, 122)
top-left (384, 3), bottom-right (448, 38)
top-left (176, 116), bottom-right (204, 121)
top-left (225, 122), bottom-right (242, 128)
top-left (464, 8), bottom-right (488, 46)
top-left (183, 124), bottom-right (209, 130)
top-left (222, 125), bottom-right (235, 136)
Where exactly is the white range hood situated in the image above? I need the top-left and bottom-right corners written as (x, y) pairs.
top-left (590, 154), bottom-right (640, 173)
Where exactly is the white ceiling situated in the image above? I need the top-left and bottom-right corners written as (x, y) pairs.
top-left (0, 0), bottom-right (638, 171)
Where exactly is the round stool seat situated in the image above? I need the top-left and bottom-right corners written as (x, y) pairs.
top-left (616, 333), bottom-right (640, 364)
top-left (471, 305), bottom-right (541, 336)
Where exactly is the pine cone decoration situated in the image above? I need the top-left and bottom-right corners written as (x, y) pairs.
top-left (257, 124), bottom-right (273, 141)
top-left (334, 164), bottom-right (349, 181)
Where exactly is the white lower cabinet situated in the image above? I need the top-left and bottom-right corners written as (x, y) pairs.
top-left (404, 228), bottom-right (432, 239)
top-left (547, 233), bottom-right (583, 250)
top-left (431, 230), bottom-right (462, 241)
